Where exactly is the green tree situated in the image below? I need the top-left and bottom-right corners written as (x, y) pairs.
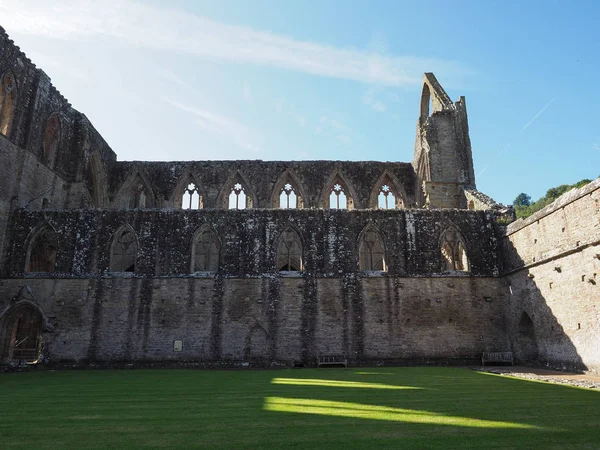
top-left (513, 193), bottom-right (531, 207)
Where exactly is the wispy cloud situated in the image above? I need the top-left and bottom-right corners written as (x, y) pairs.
top-left (593, 143), bottom-right (600, 151)
top-left (522, 97), bottom-right (556, 131)
top-left (316, 116), bottom-right (352, 144)
top-left (363, 87), bottom-right (387, 112)
top-left (162, 98), bottom-right (260, 152)
top-left (1, 0), bottom-right (473, 87)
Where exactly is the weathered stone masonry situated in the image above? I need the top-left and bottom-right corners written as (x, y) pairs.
top-left (0, 25), bottom-right (597, 370)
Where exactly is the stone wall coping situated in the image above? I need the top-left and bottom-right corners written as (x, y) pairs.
top-left (504, 178), bottom-right (600, 236)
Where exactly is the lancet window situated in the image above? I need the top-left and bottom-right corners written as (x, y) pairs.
top-left (182, 183), bottom-right (202, 209)
top-left (440, 227), bottom-right (469, 272)
top-left (329, 183), bottom-right (348, 210)
top-left (110, 226), bottom-right (138, 272)
top-left (229, 183), bottom-right (248, 209)
top-left (0, 71), bottom-right (17, 136)
top-left (358, 227), bottom-right (386, 271)
top-left (279, 183), bottom-right (298, 209)
top-left (276, 227), bottom-right (303, 271)
top-left (25, 226), bottom-right (58, 273)
top-left (191, 227), bottom-right (220, 272)
top-left (42, 113), bottom-right (61, 167)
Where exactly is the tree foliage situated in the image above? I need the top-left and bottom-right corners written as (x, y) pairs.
top-left (513, 178), bottom-right (594, 219)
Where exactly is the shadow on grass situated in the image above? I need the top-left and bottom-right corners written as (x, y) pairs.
top-left (1, 367), bottom-right (599, 449)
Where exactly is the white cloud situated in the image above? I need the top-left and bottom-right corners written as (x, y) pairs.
top-left (317, 116), bottom-right (352, 144)
top-left (363, 87), bottom-right (387, 112)
top-left (0, 0), bottom-right (473, 87)
top-left (593, 143), bottom-right (600, 151)
top-left (162, 97), bottom-right (260, 152)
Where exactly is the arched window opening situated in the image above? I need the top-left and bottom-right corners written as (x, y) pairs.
top-left (279, 183), bottom-right (298, 209)
top-left (4, 307), bottom-right (43, 362)
top-left (420, 83), bottom-right (431, 120)
top-left (42, 113), bottom-right (61, 167)
top-left (377, 184), bottom-right (398, 209)
top-left (329, 183), bottom-right (347, 210)
top-left (191, 227), bottom-right (220, 272)
top-left (359, 228), bottom-right (386, 271)
top-left (131, 181), bottom-right (148, 209)
top-left (277, 227), bottom-right (303, 271)
top-left (468, 200), bottom-right (475, 210)
top-left (440, 227), bottom-right (469, 272)
top-left (229, 183), bottom-right (248, 210)
top-left (0, 71), bottom-right (17, 137)
top-left (25, 226), bottom-right (58, 273)
top-left (182, 183), bottom-right (202, 210)
top-left (110, 226), bottom-right (138, 272)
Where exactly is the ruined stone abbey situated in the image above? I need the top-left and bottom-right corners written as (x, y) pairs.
top-left (0, 26), bottom-right (598, 372)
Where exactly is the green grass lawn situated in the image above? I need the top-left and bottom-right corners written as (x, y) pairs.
top-left (1, 367), bottom-right (599, 449)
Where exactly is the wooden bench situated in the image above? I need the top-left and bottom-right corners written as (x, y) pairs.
top-left (482, 351), bottom-right (514, 366)
top-left (317, 355), bottom-right (348, 368)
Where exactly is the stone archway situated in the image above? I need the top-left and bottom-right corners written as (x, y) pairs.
top-left (517, 311), bottom-right (538, 363)
top-left (2, 305), bottom-right (43, 363)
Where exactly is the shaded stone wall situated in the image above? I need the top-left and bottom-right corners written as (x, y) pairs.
top-left (4, 209), bottom-right (501, 277)
top-left (0, 276), bottom-right (508, 365)
top-left (502, 179), bottom-right (600, 371)
top-left (0, 208), bottom-right (506, 365)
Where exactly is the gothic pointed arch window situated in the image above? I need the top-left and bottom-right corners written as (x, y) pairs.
top-left (272, 170), bottom-right (305, 209)
top-left (2, 305), bottom-right (43, 362)
top-left (42, 113), bottom-right (61, 167)
top-left (377, 184), bottom-right (396, 209)
top-left (130, 178), bottom-right (149, 209)
top-left (0, 71), bottom-right (17, 137)
top-left (440, 226), bottom-right (469, 272)
top-left (182, 183), bottom-right (203, 209)
top-left (25, 225), bottom-right (58, 273)
top-left (358, 226), bottom-right (386, 271)
top-left (191, 227), bottom-right (220, 272)
top-left (109, 225), bottom-right (138, 272)
top-left (229, 182), bottom-right (249, 209)
top-left (276, 227), bottom-right (303, 271)
top-left (279, 183), bottom-right (298, 209)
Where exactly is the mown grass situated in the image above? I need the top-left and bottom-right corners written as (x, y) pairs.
top-left (1, 367), bottom-right (599, 449)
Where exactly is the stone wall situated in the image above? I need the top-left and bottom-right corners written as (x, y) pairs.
top-left (502, 179), bottom-right (600, 371)
top-left (0, 275), bottom-right (508, 365)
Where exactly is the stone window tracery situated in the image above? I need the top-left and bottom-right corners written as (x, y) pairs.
top-left (191, 227), bottom-right (220, 272)
top-left (25, 226), bottom-right (58, 273)
top-left (229, 182), bottom-right (248, 209)
top-left (182, 183), bottom-right (202, 209)
top-left (358, 227), bottom-right (386, 271)
top-left (276, 227), bottom-right (303, 271)
top-left (377, 184), bottom-right (397, 209)
top-left (329, 183), bottom-right (348, 209)
top-left (0, 71), bottom-right (17, 137)
top-left (279, 183), bottom-right (298, 209)
top-left (131, 181), bottom-right (148, 209)
top-left (110, 226), bottom-right (138, 272)
top-left (440, 227), bottom-right (469, 272)
top-left (42, 113), bottom-right (61, 167)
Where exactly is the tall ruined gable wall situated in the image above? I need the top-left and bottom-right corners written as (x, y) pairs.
top-left (502, 179), bottom-right (600, 371)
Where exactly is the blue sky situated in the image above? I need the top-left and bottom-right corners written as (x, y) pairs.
top-left (2, 0), bottom-right (599, 204)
